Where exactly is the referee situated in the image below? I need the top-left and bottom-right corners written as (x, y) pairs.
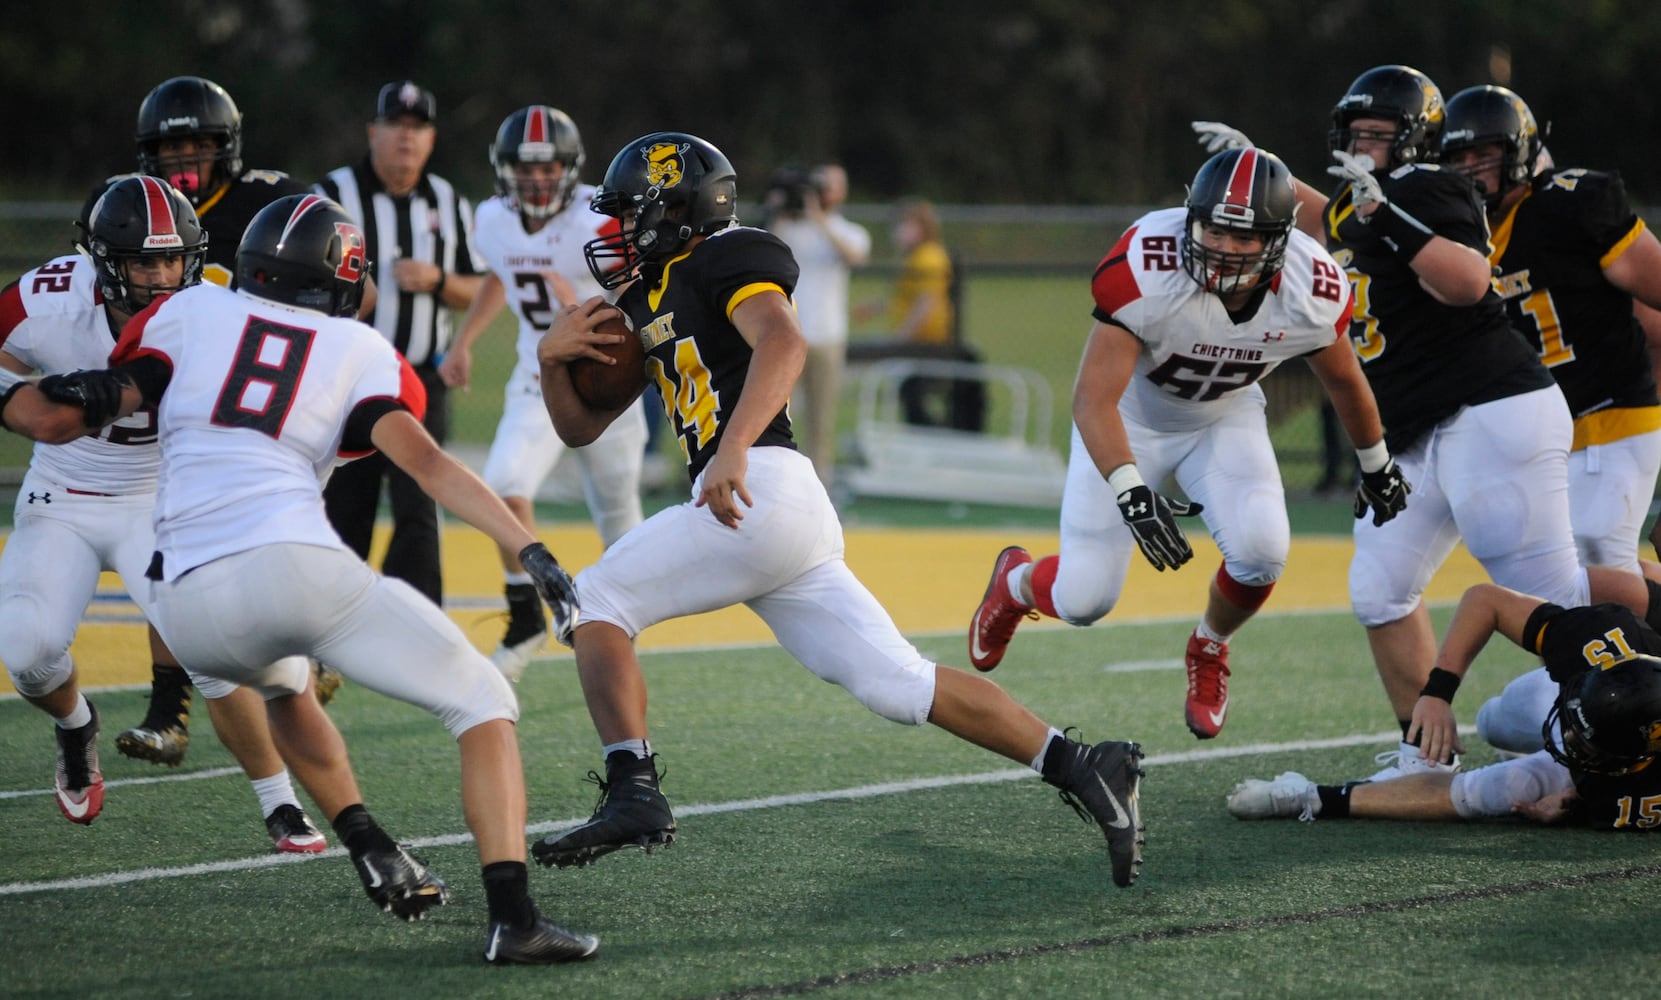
top-left (315, 81), bottom-right (484, 605)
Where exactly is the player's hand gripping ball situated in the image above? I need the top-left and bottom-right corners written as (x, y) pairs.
top-left (568, 306), bottom-right (647, 410)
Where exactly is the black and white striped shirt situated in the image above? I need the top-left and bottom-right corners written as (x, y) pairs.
top-left (315, 159), bottom-right (483, 366)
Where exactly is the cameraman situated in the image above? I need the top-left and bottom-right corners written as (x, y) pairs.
top-left (765, 164), bottom-right (870, 488)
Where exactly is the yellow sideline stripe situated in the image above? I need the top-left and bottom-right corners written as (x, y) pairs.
top-left (0, 523), bottom-right (1491, 692)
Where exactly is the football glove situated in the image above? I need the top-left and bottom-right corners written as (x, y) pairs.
top-left (1354, 458), bottom-right (1411, 526)
top-left (1327, 150), bottom-right (1386, 212)
top-left (519, 542), bottom-right (579, 645)
top-left (38, 369), bottom-right (130, 428)
top-left (1117, 485), bottom-right (1204, 571)
top-left (1191, 121), bottom-right (1254, 154)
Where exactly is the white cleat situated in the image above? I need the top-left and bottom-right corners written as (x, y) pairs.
top-left (1227, 771), bottom-right (1320, 821)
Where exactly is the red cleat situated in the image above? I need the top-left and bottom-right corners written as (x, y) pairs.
top-left (1184, 631), bottom-right (1231, 739)
top-left (969, 546), bottom-right (1037, 671)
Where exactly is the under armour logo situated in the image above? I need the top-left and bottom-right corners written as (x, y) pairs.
top-left (1263, 330), bottom-right (1285, 342)
top-left (27, 491), bottom-right (50, 504)
top-left (1127, 501), bottom-right (1148, 516)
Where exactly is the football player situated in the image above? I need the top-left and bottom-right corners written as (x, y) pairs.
top-left (1228, 569), bottom-right (1661, 831)
top-left (87, 76), bottom-right (339, 765)
top-left (530, 131), bottom-right (1147, 888)
top-left (0, 176), bottom-right (325, 850)
top-left (439, 106), bottom-right (647, 682)
top-left (968, 146), bottom-right (1404, 741)
top-left (1440, 85), bottom-right (1661, 576)
top-left (1194, 65), bottom-right (1587, 779)
top-left (22, 194), bottom-right (597, 964)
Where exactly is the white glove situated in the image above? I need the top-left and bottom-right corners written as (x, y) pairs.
top-left (1327, 150), bottom-right (1386, 211)
top-left (1191, 121), bottom-right (1253, 154)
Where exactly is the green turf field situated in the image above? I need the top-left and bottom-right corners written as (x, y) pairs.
top-left (6, 602), bottom-right (1658, 998)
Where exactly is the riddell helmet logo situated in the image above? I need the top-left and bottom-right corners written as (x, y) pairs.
top-left (641, 141), bottom-right (691, 189)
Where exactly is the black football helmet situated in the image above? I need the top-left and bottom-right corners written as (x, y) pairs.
top-left (1328, 65), bottom-right (1445, 169)
top-left (234, 194), bottom-right (368, 317)
top-left (135, 76), bottom-right (244, 205)
top-left (490, 106), bottom-right (585, 221)
top-left (76, 174), bottom-right (208, 316)
top-left (1180, 147), bottom-right (1297, 296)
top-left (584, 132), bottom-right (738, 290)
top-left (1544, 654), bottom-right (1661, 776)
top-left (1440, 85), bottom-right (1544, 210)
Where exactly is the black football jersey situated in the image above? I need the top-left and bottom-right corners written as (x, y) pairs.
top-left (617, 227), bottom-right (800, 482)
top-left (1522, 600), bottom-right (1661, 830)
top-left (1489, 168), bottom-right (1659, 421)
top-left (1323, 165), bottom-right (1553, 451)
top-left (192, 169), bottom-right (314, 285)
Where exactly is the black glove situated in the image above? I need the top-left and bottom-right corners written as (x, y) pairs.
top-left (1354, 458), bottom-right (1411, 526)
top-left (518, 542), bottom-right (579, 645)
top-left (38, 369), bottom-right (129, 428)
top-left (1116, 485), bottom-right (1204, 571)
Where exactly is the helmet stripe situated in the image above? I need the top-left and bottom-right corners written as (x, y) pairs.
top-left (526, 107), bottom-right (549, 144)
top-left (281, 194), bottom-right (328, 245)
top-left (138, 176), bottom-right (183, 249)
top-left (1224, 148), bottom-right (1259, 211)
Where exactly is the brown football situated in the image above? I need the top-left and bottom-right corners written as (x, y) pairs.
top-left (568, 306), bottom-right (648, 410)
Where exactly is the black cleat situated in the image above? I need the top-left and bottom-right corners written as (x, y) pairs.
top-left (1046, 738), bottom-right (1145, 887)
top-left (532, 752), bottom-right (676, 869)
top-left (351, 844), bottom-right (449, 920)
top-left (483, 914), bottom-right (600, 964)
top-left (117, 668), bottom-right (192, 766)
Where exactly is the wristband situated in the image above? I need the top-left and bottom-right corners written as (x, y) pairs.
top-left (432, 271), bottom-right (447, 297)
top-left (0, 379), bottom-right (23, 431)
top-left (1367, 203), bottom-right (1434, 262)
top-left (1106, 464), bottom-right (1145, 497)
top-left (1355, 440), bottom-right (1391, 474)
top-left (1420, 667), bottom-right (1461, 703)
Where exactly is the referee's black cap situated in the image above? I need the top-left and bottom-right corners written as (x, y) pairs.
top-left (374, 81), bottom-right (436, 123)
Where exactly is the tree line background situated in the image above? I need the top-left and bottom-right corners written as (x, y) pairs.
top-left (4, 0), bottom-right (1659, 213)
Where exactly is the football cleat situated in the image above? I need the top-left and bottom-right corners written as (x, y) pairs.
top-left (491, 583), bottom-right (548, 683)
top-left (1045, 738), bottom-right (1146, 887)
top-left (1184, 632), bottom-right (1231, 739)
top-left (118, 669), bottom-right (192, 766)
top-left (312, 659), bottom-right (345, 706)
top-left (1227, 771), bottom-right (1320, 821)
top-left (483, 914), bottom-right (601, 965)
top-left (1366, 740), bottom-right (1461, 782)
top-left (266, 803), bottom-right (328, 854)
top-left (532, 752), bottom-right (676, 869)
top-left (54, 702), bottom-right (104, 825)
top-left (968, 546), bottom-right (1037, 671)
top-left (351, 844), bottom-right (449, 920)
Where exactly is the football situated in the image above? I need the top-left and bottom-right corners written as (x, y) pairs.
top-left (568, 306), bottom-right (648, 410)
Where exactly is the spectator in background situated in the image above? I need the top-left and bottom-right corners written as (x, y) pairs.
top-left (316, 81), bottom-right (484, 607)
top-left (766, 164), bottom-right (870, 487)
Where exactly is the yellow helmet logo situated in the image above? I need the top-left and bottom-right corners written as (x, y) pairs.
top-left (642, 141), bottom-right (691, 189)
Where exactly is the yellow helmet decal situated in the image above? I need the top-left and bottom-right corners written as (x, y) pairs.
top-left (642, 141), bottom-right (691, 189)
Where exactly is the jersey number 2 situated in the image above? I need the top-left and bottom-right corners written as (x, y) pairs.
top-left (211, 317), bottom-right (316, 437)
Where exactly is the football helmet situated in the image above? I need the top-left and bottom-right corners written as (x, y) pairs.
top-left (1328, 65), bottom-right (1445, 169)
top-left (490, 106), bottom-right (585, 221)
top-left (1440, 85), bottom-right (1544, 209)
top-left (77, 175), bottom-right (208, 316)
top-left (1544, 654), bottom-right (1661, 776)
top-left (234, 194), bottom-right (368, 317)
top-left (1180, 147), bottom-right (1297, 296)
top-left (584, 132), bottom-right (738, 290)
top-left (135, 76), bottom-right (244, 204)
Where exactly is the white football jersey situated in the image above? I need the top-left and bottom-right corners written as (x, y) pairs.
top-left (0, 254), bottom-right (161, 494)
top-left (112, 283), bottom-right (422, 580)
top-left (1092, 208), bottom-right (1353, 432)
top-left (471, 188), bottom-right (616, 375)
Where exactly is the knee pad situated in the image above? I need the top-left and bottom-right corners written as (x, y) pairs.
top-left (8, 650), bottom-right (74, 699)
top-left (1450, 754), bottom-right (1564, 819)
top-left (0, 598), bottom-right (73, 697)
top-left (841, 658), bottom-right (936, 726)
top-left (1349, 547), bottom-right (1416, 627)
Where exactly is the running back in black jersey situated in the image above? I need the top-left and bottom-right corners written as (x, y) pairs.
top-left (1488, 167), bottom-right (1659, 421)
top-left (617, 226), bottom-right (800, 482)
top-left (1324, 164), bottom-right (1552, 451)
top-left (1522, 600), bottom-right (1661, 829)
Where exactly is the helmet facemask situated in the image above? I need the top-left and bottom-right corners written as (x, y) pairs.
top-left (1181, 218), bottom-right (1289, 297)
top-left (78, 175), bottom-right (208, 316)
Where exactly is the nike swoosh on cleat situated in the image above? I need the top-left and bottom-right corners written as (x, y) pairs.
top-left (56, 788), bottom-right (94, 821)
top-left (363, 865), bottom-right (384, 889)
top-left (1208, 705), bottom-right (1227, 727)
top-left (484, 926), bottom-right (503, 962)
top-left (969, 631), bottom-right (991, 663)
top-left (1092, 773), bottom-right (1132, 829)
